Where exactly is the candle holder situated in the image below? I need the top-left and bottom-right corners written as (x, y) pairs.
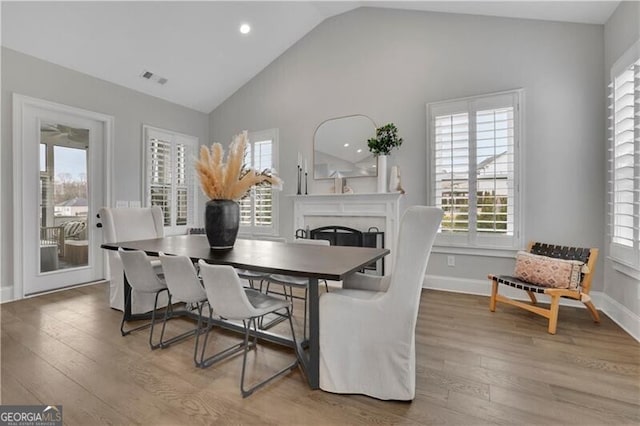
top-left (297, 166), bottom-right (302, 195)
top-left (305, 172), bottom-right (308, 195)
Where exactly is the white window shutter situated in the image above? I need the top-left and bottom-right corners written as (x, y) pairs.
top-left (609, 60), bottom-right (640, 267)
top-left (428, 90), bottom-right (522, 249)
top-left (144, 126), bottom-right (198, 234)
top-left (240, 129), bottom-right (279, 236)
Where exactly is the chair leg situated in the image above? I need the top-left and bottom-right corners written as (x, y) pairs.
top-left (195, 305), bottom-right (214, 368)
top-left (197, 308), bottom-right (252, 369)
top-left (158, 294), bottom-right (172, 346)
top-left (548, 295), bottom-right (561, 335)
top-left (155, 295), bottom-right (204, 350)
top-left (148, 290), bottom-right (165, 350)
top-left (323, 280), bottom-right (329, 293)
top-left (489, 279), bottom-right (498, 312)
top-left (240, 313), bottom-right (298, 398)
top-left (120, 289), bottom-right (163, 340)
top-left (584, 300), bottom-right (601, 323)
top-left (526, 291), bottom-right (538, 306)
top-left (193, 302), bottom-right (206, 366)
top-left (120, 290), bottom-right (133, 336)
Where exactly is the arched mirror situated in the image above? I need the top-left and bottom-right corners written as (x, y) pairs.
top-left (313, 115), bottom-right (377, 179)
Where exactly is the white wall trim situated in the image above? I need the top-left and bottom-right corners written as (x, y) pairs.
top-left (0, 287), bottom-right (14, 304)
top-left (596, 292), bottom-right (640, 342)
top-left (423, 274), bottom-right (640, 342)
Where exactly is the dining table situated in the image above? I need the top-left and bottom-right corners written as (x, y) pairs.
top-left (101, 235), bottom-right (389, 389)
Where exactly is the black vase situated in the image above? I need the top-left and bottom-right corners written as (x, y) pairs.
top-left (204, 199), bottom-right (240, 249)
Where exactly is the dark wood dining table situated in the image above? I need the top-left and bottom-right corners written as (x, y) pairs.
top-left (101, 235), bottom-right (389, 389)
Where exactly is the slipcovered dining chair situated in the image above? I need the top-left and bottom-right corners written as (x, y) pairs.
top-left (118, 248), bottom-right (169, 350)
top-left (198, 261), bottom-right (299, 397)
top-left (266, 238), bottom-right (330, 338)
top-left (158, 253), bottom-right (210, 355)
top-left (319, 206), bottom-right (443, 400)
top-left (99, 206), bottom-right (167, 314)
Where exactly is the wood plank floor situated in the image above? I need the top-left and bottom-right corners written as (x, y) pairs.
top-left (1, 282), bottom-right (639, 425)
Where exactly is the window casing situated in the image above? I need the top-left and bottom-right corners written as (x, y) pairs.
top-left (427, 90), bottom-right (523, 249)
top-left (609, 49), bottom-right (640, 270)
top-left (239, 128), bottom-right (279, 236)
top-left (143, 125), bottom-right (197, 235)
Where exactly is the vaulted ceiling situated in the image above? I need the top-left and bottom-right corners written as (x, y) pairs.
top-left (2, 1), bottom-right (619, 113)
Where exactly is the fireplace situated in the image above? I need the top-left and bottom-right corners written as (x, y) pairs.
top-left (296, 225), bottom-right (385, 274)
top-left (291, 192), bottom-right (403, 273)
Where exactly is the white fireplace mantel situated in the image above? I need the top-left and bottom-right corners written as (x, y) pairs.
top-left (290, 193), bottom-right (403, 273)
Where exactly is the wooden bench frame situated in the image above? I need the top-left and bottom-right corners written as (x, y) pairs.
top-left (489, 242), bottom-right (600, 334)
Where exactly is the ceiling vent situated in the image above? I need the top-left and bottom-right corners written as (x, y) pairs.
top-left (140, 70), bottom-right (168, 86)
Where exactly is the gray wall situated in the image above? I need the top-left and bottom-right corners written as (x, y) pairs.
top-left (604, 2), bottom-right (640, 315)
top-left (210, 7), bottom-right (605, 287)
top-left (1, 47), bottom-right (209, 296)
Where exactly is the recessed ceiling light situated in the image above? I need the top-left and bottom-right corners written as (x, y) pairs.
top-left (344, 143), bottom-right (349, 147)
top-left (240, 23), bottom-right (251, 34)
top-left (357, 149), bottom-right (362, 153)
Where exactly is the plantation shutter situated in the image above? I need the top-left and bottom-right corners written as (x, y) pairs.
top-left (433, 112), bottom-right (470, 233)
top-left (239, 129), bottom-right (279, 236)
top-left (609, 58), bottom-right (640, 267)
top-left (174, 136), bottom-right (194, 227)
top-left (145, 126), bottom-right (197, 234)
top-left (475, 106), bottom-right (516, 236)
top-left (148, 133), bottom-right (172, 226)
top-left (239, 143), bottom-right (252, 226)
top-left (428, 90), bottom-right (521, 249)
top-left (253, 140), bottom-right (273, 227)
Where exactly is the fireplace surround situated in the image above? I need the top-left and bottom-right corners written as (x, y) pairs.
top-left (290, 193), bottom-right (403, 273)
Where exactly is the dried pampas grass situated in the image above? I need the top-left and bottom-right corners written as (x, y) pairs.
top-left (196, 131), bottom-right (282, 201)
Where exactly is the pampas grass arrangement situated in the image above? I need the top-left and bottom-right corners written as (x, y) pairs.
top-left (196, 131), bottom-right (282, 201)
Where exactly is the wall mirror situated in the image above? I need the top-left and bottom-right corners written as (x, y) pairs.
top-left (314, 115), bottom-right (377, 179)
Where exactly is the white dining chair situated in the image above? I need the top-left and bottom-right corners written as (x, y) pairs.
top-left (319, 206), bottom-right (443, 400)
top-left (198, 261), bottom-right (299, 397)
top-left (266, 238), bottom-right (330, 339)
top-left (99, 206), bottom-right (167, 314)
top-left (235, 236), bottom-right (286, 290)
top-left (118, 248), bottom-right (169, 350)
top-left (158, 253), bottom-right (210, 357)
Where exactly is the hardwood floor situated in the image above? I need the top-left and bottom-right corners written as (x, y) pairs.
top-left (2, 282), bottom-right (639, 425)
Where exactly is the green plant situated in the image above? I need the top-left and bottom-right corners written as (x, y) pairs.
top-left (367, 123), bottom-right (403, 156)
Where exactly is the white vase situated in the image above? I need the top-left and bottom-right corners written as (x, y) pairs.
top-left (376, 155), bottom-right (388, 193)
top-left (389, 165), bottom-right (399, 192)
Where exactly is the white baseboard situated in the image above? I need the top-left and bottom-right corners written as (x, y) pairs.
top-left (1, 286), bottom-right (14, 304)
top-left (596, 292), bottom-right (640, 342)
top-left (423, 274), bottom-right (640, 342)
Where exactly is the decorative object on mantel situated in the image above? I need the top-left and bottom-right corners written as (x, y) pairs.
top-left (297, 152), bottom-right (302, 195)
top-left (333, 176), bottom-right (343, 194)
top-left (196, 131), bottom-right (282, 249)
top-left (305, 158), bottom-right (309, 195)
top-left (342, 178), bottom-right (354, 194)
top-left (367, 123), bottom-right (403, 193)
top-left (389, 165), bottom-right (406, 194)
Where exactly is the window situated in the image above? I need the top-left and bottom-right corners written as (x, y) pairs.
top-left (427, 90), bottom-right (522, 249)
top-left (609, 49), bottom-right (639, 270)
top-left (239, 129), bottom-right (279, 236)
top-left (143, 125), bottom-right (197, 235)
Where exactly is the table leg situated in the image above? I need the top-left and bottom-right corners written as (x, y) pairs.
top-left (308, 277), bottom-right (320, 389)
top-left (124, 272), bottom-right (132, 321)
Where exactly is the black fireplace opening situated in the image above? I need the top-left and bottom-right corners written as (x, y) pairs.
top-left (296, 226), bottom-right (385, 275)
